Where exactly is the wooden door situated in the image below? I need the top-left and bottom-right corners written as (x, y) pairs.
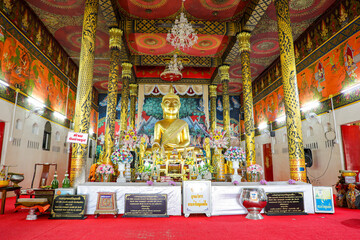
top-left (341, 125), bottom-right (360, 174)
top-left (263, 143), bottom-right (274, 181)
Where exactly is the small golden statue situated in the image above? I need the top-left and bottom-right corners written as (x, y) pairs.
top-left (203, 137), bottom-right (211, 164)
top-left (152, 86), bottom-right (190, 153)
top-left (139, 136), bottom-right (147, 166)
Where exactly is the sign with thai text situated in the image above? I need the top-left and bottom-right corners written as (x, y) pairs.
top-left (265, 192), bottom-right (305, 216)
top-left (313, 187), bottom-right (335, 213)
top-left (124, 194), bottom-right (167, 217)
top-left (183, 181), bottom-right (211, 217)
top-left (50, 195), bottom-right (86, 219)
top-left (66, 132), bottom-right (88, 144)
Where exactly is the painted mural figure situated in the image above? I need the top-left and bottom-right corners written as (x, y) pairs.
top-left (344, 44), bottom-right (358, 81)
top-left (217, 98), bottom-right (223, 111)
top-left (231, 96), bottom-right (240, 108)
top-left (314, 61), bottom-right (325, 92)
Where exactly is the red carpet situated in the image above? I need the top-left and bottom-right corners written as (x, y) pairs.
top-left (1, 197), bottom-right (359, 240)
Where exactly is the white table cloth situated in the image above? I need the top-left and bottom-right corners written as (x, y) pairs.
top-left (211, 181), bottom-right (314, 216)
top-left (77, 182), bottom-right (182, 215)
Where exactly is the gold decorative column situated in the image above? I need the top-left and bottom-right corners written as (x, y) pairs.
top-left (119, 63), bottom-right (132, 138)
top-left (70, 0), bottom-right (99, 186)
top-left (219, 65), bottom-right (230, 142)
top-left (209, 84), bottom-right (217, 176)
top-left (238, 32), bottom-right (256, 168)
top-left (209, 85), bottom-right (217, 132)
top-left (103, 28), bottom-right (122, 165)
top-left (275, 0), bottom-right (306, 182)
top-left (129, 84), bottom-right (138, 129)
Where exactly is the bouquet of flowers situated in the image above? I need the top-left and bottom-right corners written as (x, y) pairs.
top-left (111, 148), bottom-right (133, 164)
top-left (138, 162), bottom-right (152, 174)
top-left (224, 146), bottom-right (246, 162)
top-left (247, 164), bottom-right (264, 175)
top-left (198, 162), bottom-right (214, 176)
top-left (122, 127), bottom-right (141, 150)
top-left (208, 129), bottom-right (229, 149)
top-left (96, 164), bottom-right (115, 175)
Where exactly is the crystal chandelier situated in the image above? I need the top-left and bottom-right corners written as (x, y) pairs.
top-left (160, 54), bottom-right (183, 82)
top-left (166, 0), bottom-right (198, 50)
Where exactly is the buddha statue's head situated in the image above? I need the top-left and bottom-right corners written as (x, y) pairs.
top-left (161, 86), bottom-right (180, 119)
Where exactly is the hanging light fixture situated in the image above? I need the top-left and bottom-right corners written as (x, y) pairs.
top-left (166, 0), bottom-right (198, 50)
top-left (160, 54), bottom-right (183, 82)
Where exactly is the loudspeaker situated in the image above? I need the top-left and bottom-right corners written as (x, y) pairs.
top-left (270, 131), bottom-right (275, 137)
top-left (304, 148), bottom-right (313, 168)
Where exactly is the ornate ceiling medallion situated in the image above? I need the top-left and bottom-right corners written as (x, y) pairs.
top-left (160, 54), bottom-right (184, 82)
top-left (166, 0), bottom-right (198, 50)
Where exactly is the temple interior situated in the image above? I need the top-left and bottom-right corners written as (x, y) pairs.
top-left (0, 0), bottom-right (360, 228)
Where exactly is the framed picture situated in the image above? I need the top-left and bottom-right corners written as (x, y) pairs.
top-left (313, 187), bottom-right (335, 214)
top-left (94, 192), bottom-right (118, 217)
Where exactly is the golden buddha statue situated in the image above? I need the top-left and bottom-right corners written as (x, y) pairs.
top-left (152, 87), bottom-right (190, 153)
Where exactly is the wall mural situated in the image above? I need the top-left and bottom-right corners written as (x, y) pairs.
top-left (216, 95), bottom-right (241, 138)
top-left (253, 29), bottom-right (360, 126)
top-left (97, 94), bottom-right (241, 148)
top-left (0, 24), bottom-right (76, 120)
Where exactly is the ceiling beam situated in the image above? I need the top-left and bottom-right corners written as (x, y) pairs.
top-left (122, 19), bottom-right (237, 36)
top-left (223, 0), bottom-right (272, 65)
top-left (132, 55), bottom-right (221, 68)
top-left (99, 0), bottom-right (131, 63)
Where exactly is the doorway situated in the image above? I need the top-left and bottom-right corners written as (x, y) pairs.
top-left (341, 123), bottom-right (360, 175)
top-left (0, 121), bottom-right (5, 162)
top-left (263, 143), bottom-right (274, 181)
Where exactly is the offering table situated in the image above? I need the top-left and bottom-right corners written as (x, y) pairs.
top-left (211, 181), bottom-right (314, 216)
top-left (77, 182), bottom-right (181, 215)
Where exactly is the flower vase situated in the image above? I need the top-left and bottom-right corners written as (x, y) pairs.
top-left (215, 148), bottom-right (225, 181)
top-left (247, 172), bottom-right (260, 182)
top-left (125, 163), bottom-right (131, 182)
top-left (102, 174), bottom-right (107, 182)
top-left (231, 160), bottom-right (242, 183)
top-left (117, 163), bottom-right (126, 183)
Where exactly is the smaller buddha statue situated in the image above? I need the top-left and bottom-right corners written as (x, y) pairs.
top-left (139, 137), bottom-right (147, 166)
top-left (203, 137), bottom-right (211, 164)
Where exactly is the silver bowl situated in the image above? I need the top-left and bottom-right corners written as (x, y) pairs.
top-left (10, 174), bottom-right (24, 187)
top-left (240, 187), bottom-right (267, 220)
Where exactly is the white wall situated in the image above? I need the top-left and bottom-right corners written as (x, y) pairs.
top-left (249, 100), bottom-right (360, 187)
top-left (0, 98), bottom-right (73, 197)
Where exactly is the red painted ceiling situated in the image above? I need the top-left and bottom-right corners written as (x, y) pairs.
top-left (117, 0), bottom-right (251, 21)
top-left (24, 0), bottom-right (336, 93)
top-left (127, 33), bottom-right (229, 57)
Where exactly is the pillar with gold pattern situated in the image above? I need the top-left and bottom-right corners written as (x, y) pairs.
top-left (275, 0), bottom-right (306, 182)
top-left (209, 85), bottom-right (217, 132)
top-left (102, 28), bottom-right (122, 166)
top-left (219, 65), bottom-right (230, 142)
top-left (209, 84), bottom-right (217, 176)
top-left (238, 32), bottom-right (256, 170)
top-left (218, 65), bottom-right (230, 181)
top-left (119, 63), bottom-right (132, 140)
top-left (70, 0), bottom-right (98, 186)
top-left (129, 84), bottom-right (138, 129)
